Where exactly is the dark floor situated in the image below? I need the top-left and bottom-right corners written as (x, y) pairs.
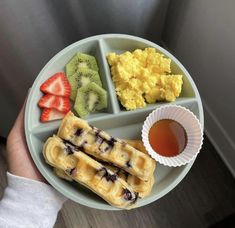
top-left (143, 135), bottom-right (235, 228)
top-left (1, 135), bottom-right (235, 228)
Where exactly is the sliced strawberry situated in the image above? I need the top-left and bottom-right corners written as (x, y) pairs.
top-left (40, 108), bottom-right (66, 122)
top-left (40, 72), bottom-right (71, 97)
top-left (38, 94), bottom-right (70, 112)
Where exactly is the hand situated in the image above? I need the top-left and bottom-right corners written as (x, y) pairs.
top-left (6, 101), bottom-right (46, 182)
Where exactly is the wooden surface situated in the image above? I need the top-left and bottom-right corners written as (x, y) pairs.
top-left (1, 136), bottom-right (235, 228)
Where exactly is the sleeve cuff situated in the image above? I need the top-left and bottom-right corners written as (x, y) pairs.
top-left (7, 172), bottom-right (67, 208)
top-left (0, 172), bottom-right (67, 227)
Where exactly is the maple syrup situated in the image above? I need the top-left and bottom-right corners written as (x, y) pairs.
top-left (149, 119), bottom-right (187, 157)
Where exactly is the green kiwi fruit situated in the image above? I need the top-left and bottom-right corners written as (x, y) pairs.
top-left (66, 53), bottom-right (99, 78)
top-left (68, 68), bottom-right (102, 101)
top-left (74, 82), bottom-right (107, 117)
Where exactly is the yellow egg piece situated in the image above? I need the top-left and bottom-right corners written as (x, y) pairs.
top-left (107, 48), bottom-right (183, 110)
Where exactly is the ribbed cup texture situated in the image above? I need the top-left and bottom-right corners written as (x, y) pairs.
top-left (142, 105), bottom-right (203, 167)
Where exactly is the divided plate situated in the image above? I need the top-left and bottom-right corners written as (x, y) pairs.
top-left (25, 34), bottom-right (204, 210)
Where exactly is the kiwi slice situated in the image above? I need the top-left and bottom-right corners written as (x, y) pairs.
top-left (74, 82), bottom-right (107, 117)
top-left (68, 68), bottom-right (102, 101)
top-left (66, 53), bottom-right (99, 78)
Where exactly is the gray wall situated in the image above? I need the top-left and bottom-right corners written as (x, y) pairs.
top-left (163, 0), bottom-right (235, 175)
top-left (0, 0), bottom-right (169, 137)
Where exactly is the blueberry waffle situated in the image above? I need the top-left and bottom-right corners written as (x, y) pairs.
top-left (57, 112), bottom-right (155, 181)
top-left (43, 135), bottom-right (138, 209)
top-left (54, 139), bottom-right (155, 198)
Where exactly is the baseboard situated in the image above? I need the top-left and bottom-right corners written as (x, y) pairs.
top-left (203, 101), bottom-right (235, 178)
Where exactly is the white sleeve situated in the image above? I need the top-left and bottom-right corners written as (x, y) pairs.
top-left (0, 172), bottom-right (67, 228)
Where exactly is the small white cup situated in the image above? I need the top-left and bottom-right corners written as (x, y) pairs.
top-left (142, 105), bottom-right (203, 167)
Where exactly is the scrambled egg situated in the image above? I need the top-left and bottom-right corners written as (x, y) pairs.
top-left (107, 48), bottom-right (183, 110)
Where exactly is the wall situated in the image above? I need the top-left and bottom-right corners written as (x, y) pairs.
top-left (163, 0), bottom-right (235, 175)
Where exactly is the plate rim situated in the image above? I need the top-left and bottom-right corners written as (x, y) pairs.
top-left (25, 34), bottom-right (204, 210)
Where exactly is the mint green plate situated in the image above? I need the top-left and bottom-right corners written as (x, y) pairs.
top-left (25, 34), bottom-right (204, 210)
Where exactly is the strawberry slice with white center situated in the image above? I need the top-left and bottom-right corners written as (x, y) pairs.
top-left (40, 72), bottom-right (71, 97)
top-left (40, 108), bottom-right (66, 122)
top-left (38, 94), bottom-right (70, 112)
